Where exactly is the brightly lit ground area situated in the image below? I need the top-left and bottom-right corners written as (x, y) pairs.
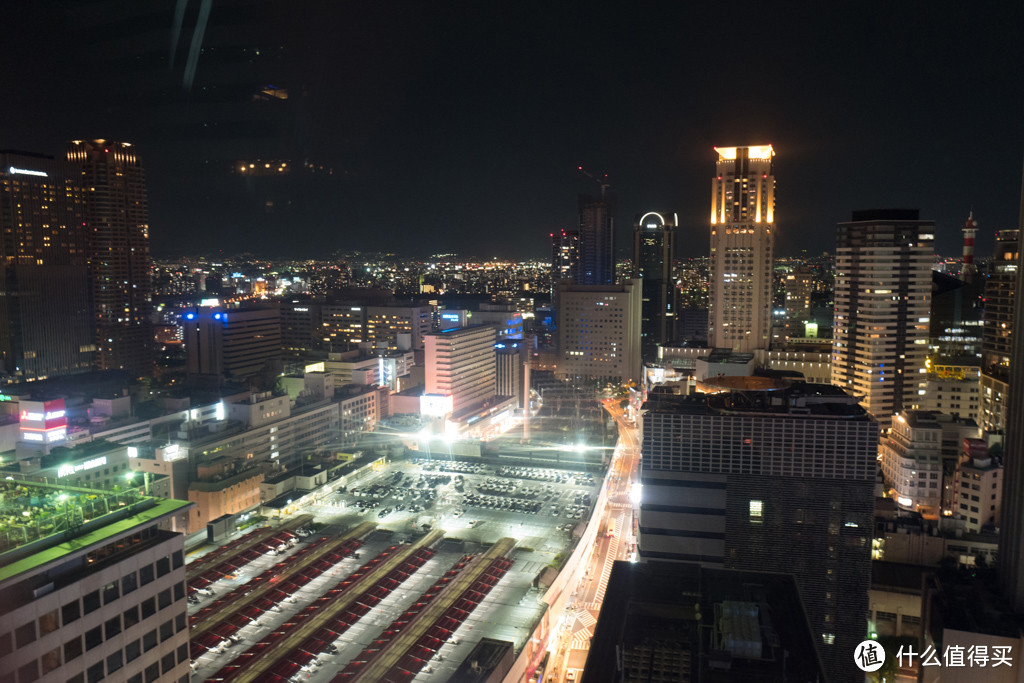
top-left (185, 456), bottom-right (603, 681)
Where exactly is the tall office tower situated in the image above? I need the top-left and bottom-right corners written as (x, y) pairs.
top-left (998, 165), bottom-right (1024, 613)
top-left (425, 326), bottom-right (496, 415)
top-left (67, 140), bottom-right (154, 378)
top-left (184, 307), bottom-right (282, 385)
top-left (555, 279), bottom-right (641, 386)
top-left (550, 229), bottom-right (579, 286)
top-left (577, 190), bottom-right (615, 286)
top-left (979, 229), bottom-right (1019, 432)
top-left (831, 210), bottom-right (933, 419)
top-left (640, 382), bottom-right (878, 683)
top-left (0, 481), bottom-right (193, 683)
top-left (0, 152), bottom-right (95, 382)
top-left (708, 146), bottom-right (776, 352)
top-left (632, 212), bottom-right (676, 360)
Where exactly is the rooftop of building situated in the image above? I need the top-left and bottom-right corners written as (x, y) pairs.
top-left (871, 561), bottom-right (931, 594)
top-left (900, 410), bottom-right (979, 430)
top-left (928, 574), bottom-right (1024, 640)
top-left (263, 463), bottom-right (324, 485)
top-left (448, 638), bottom-right (514, 682)
top-left (847, 208), bottom-right (921, 222)
top-left (429, 324), bottom-right (495, 336)
top-left (189, 466), bottom-right (264, 492)
top-left (705, 349), bottom-right (755, 364)
top-left (643, 381), bottom-right (868, 420)
top-left (582, 560), bottom-right (824, 683)
top-left (0, 477), bottom-right (191, 583)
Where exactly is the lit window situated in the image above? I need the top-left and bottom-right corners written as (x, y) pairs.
top-left (749, 500), bottom-right (763, 522)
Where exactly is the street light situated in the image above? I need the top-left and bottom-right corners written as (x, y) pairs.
top-left (125, 469), bottom-right (150, 495)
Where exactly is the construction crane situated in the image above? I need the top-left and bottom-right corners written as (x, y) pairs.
top-left (578, 166), bottom-right (611, 198)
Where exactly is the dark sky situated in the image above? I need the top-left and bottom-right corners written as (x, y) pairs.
top-left (4, 1), bottom-right (1023, 260)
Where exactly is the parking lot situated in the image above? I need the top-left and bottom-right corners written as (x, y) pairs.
top-left (188, 456), bottom-right (602, 681)
top-left (316, 458), bottom-right (600, 546)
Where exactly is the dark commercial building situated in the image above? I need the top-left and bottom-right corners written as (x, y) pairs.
top-left (632, 212), bottom-right (676, 360)
top-left (67, 140), bottom-right (154, 379)
top-left (639, 380), bottom-right (878, 683)
top-left (0, 152), bottom-right (95, 382)
top-left (998, 176), bottom-right (1024, 614)
top-left (582, 560), bottom-right (825, 683)
top-left (578, 191), bottom-right (615, 286)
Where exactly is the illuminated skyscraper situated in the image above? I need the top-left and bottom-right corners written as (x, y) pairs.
top-left (708, 145), bottom-right (775, 352)
top-left (425, 326), bottom-right (496, 416)
top-left (578, 191), bottom-right (615, 286)
top-left (632, 212), bottom-right (676, 359)
top-left (0, 151), bottom-right (95, 381)
top-left (67, 140), bottom-right (154, 378)
top-left (550, 228), bottom-right (579, 285)
top-left (979, 228), bottom-right (1018, 432)
top-left (831, 210), bottom-right (933, 419)
top-left (556, 279), bottom-right (641, 385)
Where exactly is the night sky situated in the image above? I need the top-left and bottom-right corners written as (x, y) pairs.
top-left (4, 1), bottom-right (1023, 260)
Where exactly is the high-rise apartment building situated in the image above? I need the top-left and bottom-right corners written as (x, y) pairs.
top-left (0, 481), bottom-right (193, 683)
top-left (550, 228), bottom-right (579, 286)
top-left (708, 145), bottom-right (775, 352)
top-left (639, 382), bottom-right (877, 683)
top-left (425, 325), bottom-right (496, 416)
top-left (67, 140), bottom-right (154, 378)
top-left (831, 210), bottom-right (933, 419)
top-left (979, 228), bottom-right (1018, 432)
top-left (998, 168), bottom-right (1024, 613)
top-left (556, 279), bottom-right (641, 386)
top-left (632, 212), bottom-right (676, 360)
top-left (577, 191), bottom-right (615, 286)
top-left (0, 152), bottom-right (95, 382)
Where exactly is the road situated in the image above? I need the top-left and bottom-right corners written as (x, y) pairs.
top-left (547, 397), bottom-right (640, 682)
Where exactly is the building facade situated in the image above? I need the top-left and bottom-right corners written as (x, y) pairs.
top-left (67, 140), bottom-right (154, 378)
top-left (577, 191), bottom-right (615, 286)
top-left (639, 383), bottom-right (877, 683)
top-left (979, 228), bottom-right (1018, 433)
top-left (365, 304), bottom-right (431, 351)
top-left (0, 485), bottom-right (192, 683)
top-left (556, 279), bottom-right (641, 386)
top-left (708, 145), bottom-right (775, 353)
top-left (424, 326), bottom-right (496, 416)
top-left (184, 306), bottom-right (282, 384)
top-left (0, 152), bottom-right (95, 383)
top-left (955, 439), bottom-right (1002, 534)
top-left (832, 210), bottom-right (933, 419)
top-left (997, 178), bottom-right (1024, 611)
top-left (550, 228), bottom-right (579, 287)
top-left (632, 212), bottom-right (676, 360)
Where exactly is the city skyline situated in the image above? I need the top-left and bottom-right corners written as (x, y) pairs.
top-left (3, 3), bottom-right (1023, 260)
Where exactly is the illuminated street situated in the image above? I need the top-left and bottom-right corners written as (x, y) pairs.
top-left (547, 397), bottom-right (641, 682)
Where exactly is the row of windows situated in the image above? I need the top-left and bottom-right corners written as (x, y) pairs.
top-left (2, 600), bottom-right (185, 683)
top-left (0, 550), bottom-right (183, 656)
